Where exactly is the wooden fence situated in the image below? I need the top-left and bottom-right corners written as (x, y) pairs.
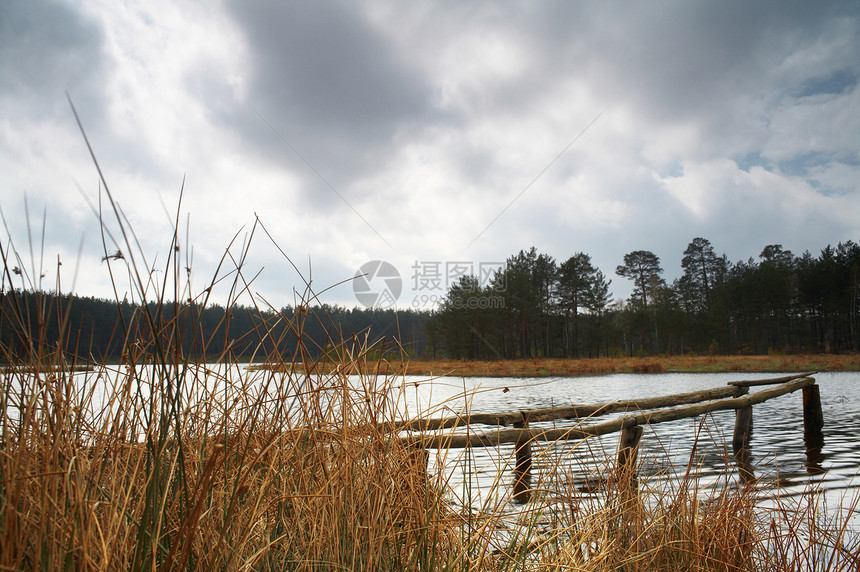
top-left (399, 372), bottom-right (824, 503)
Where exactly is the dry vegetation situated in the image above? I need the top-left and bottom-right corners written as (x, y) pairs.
top-left (2, 145), bottom-right (857, 569)
top-left (2, 288), bottom-right (858, 570)
top-left (374, 353), bottom-right (860, 378)
top-left (0, 339), bottom-right (456, 570)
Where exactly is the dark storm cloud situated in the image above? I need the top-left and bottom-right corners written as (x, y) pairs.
top-left (1, 0), bottom-right (858, 306)
top-left (522, 1), bottom-right (858, 131)
top-left (204, 1), bottom-right (859, 207)
top-left (0, 0), bottom-right (107, 119)
top-left (215, 0), bottom-right (438, 197)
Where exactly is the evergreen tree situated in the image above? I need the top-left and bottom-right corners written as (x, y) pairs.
top-left (680, 237), bottom-right (727, 314)
top-left (616, 250), bottom-right (664, 308)
top-left (558, 253), bottom-right (597, 357)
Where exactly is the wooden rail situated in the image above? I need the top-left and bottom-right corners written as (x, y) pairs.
top-left (727, 371), bottom-right (818, 387)
top-left (400, 372), bottom-right (824, 503)
top-left (390, 383), bottom-right (752, 432)
top-left (401, 375), bottom-right (814, 449)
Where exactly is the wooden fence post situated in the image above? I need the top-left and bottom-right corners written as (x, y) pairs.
top-left (732, 406), bottom-right (754, 483)
top-left (802, 384), bottom-right (824, 438)
top-left (802, 384), bottom-right (825, 474)
top-left (512, 414), bottom-right (532, 504)
top-left (616, 424), bottom-right (643, 490)
top-left (614, 423), bottom-right (644, 547)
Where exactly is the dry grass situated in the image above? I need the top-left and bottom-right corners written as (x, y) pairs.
top-left (2, 295), bottom-right (859, 571)
top-left (2, 153), bottom-right (857, 569)
top-left (367, 354), bottom-right (860, 378)
top-left (4, 274), bottom-right (858, 572)
top-left (0, 298), bottom-right (472, 569)
top-left (0, 170), bottom-right (467, 569)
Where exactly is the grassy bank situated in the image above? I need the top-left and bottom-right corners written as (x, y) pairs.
top-left (366, 353), bottom-right (860, 378)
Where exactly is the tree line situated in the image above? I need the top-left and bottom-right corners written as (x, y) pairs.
top-left (3, 237), bottom-right (858, 363)
top-left (0, 291), bottom-right (428, 363)
top-left (426, 239), bottom-right (860, 359)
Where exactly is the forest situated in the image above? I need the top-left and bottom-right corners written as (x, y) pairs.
top-left (426, 238), bottom-right (860, 359)
top-left (0, 292), bottom-right (428, 363)
top-left (1, 237), bottom-right (858, 363)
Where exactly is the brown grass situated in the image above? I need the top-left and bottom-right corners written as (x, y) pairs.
top-left (0, 313), bottom-right (464, 570)
top-left (3, 179), bottom-right (857, 569)
top-left (352, 353), bottom-right (860, 378)
top-left (3, 296), bottom-right (858, 570)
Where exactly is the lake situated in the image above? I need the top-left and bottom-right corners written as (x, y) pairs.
top-left (393, 371), bottom-right (860, 527)
top-left (7, 365), bottom-right (858, 529)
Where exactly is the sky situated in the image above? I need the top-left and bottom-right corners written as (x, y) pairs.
top-left (2, 0), bottom-right (859, 312)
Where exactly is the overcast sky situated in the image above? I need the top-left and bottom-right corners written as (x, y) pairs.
top-left (2, 0), bottom-right (859, 311)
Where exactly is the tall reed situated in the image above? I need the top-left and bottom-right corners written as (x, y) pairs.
top-left (1, 117), bottom-right (857, 569)
top-left (3, 218), bottom-right (859, 570)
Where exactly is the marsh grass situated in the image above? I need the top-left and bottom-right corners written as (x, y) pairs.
top-left (3, 231), bottom-right (860, 571)
top-left (358, 354), bottom-right (859, 378)
top-left (446, 418), bottom-right (860, 572)
top-left (1, 127), bottom-right (857, 569)
top-left (1, 210), bottom-right (464, 570)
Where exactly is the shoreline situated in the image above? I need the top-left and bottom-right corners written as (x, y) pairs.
top-left (268, 353), bottom-right (860, 378)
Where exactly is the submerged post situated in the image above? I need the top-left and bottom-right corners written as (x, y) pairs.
top-left (616, 423), bottom-right (644, 490)
top-left (733, 406), bottom-right (754, 483)
top-left (512, 414), bottom-right (532, 504)
top-left (802, 383), bottom-right (825, 474)
top-left (802, 383), bottom-right (824, 437)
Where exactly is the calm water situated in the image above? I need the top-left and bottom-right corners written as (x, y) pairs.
top-left (394, 371), bottom-right (860, 524)
top-left (7, 366), bottom-right (859, 529)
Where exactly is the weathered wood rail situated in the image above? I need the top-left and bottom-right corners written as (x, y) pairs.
top-left (390, 384), bottom-right (748, 432)
top-left (399, 372), bottom-right (824, 503)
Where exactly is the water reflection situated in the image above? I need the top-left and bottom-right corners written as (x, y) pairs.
top-left (805, 431), bottom-right (826, 475)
